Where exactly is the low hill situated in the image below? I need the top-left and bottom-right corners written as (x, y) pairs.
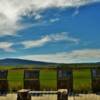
top-left (0, 58), bottom-right (55, 66)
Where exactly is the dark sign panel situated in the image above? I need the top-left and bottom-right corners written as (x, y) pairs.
top-left (58, 70), bottom-right (72, 79)
top-left (92, 69), bottom-right (100, 78)
top-left (24, 70), bottom-right (39, 79)
top-left (0, 70), bottom-right (8, 79)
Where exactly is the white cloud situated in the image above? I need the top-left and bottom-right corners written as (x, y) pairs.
top-left (0, 0), bottom-right (100, 36)
top-left (0, 42), bottom-right (14, 52)
top-left (72, 7), bottom-right (80, 16)
top-left (34, 14), bottom-right (42, 20)
top-left (18, 49), bottom-right (100, 63)
top-left (21, 32), bottom-right (79, 48)
top-left (21, 36), bottom-right (50, 48)
top-left (50, 18), bottom-right (60, 23)
top-left (49, 32), bottom-right (79, 44)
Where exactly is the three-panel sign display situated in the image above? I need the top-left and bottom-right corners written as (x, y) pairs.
top-left (0, 68), bottom-right (99, 92)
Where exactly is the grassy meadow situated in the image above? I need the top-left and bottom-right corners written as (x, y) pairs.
top-left (73, 69), bottom-right (92, 92)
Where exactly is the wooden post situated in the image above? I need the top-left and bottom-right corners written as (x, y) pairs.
top-left (57, 89), bottom-right (68, 100)
top-left (91, 68), bottom-right (100, 92)
top-left (17, 89), bottom-right (31, 100)
top-left (24, 69), bottom-right (40, 90)
top-left (0, 70), bottom-right (8, 94)
top-left (57, 67), bottom-right (73, 92)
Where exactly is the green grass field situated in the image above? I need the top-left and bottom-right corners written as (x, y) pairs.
top-left (40, 69), bottom-right (57, 90)
top-left (73, 69), bottom-right (92, 92)
top-left (0, 67), bottom-right (92, 92)
top-left (8, 70), bottom-right (24, 91)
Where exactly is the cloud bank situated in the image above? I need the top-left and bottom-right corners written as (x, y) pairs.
top-left (0, 42), bottom-right (14, 52)
top-left (18, 49), bottom-right (100, 63)
top-left (21, 32), bottom-right (79, 48)
top-left (0, 0), bottom-right (100, 36)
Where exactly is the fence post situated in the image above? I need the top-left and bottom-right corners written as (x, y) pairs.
top-left (91, 68), bottom-right (100, 93)
top-left (24, 69), bottom-right (40, 90)
top-left (17, 89), bottom-right (31, 100)
top-left (57, 89), bottom-right (68, 100)
top-left (0, 70), bottom-right (8, 94)
top-left (57, 67), bottom-right (73, 92)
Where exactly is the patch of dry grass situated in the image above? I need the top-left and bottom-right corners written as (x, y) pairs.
top-left (73, 94), bottom-right (100, 100)
top-left (0, 94), bottom-right (99, 100)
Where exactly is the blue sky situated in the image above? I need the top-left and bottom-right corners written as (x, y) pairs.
top-left (0, 0), bottom-right (100, 63)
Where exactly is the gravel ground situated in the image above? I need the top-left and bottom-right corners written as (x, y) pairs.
top-left (0, 94), bottom-right (100, 100)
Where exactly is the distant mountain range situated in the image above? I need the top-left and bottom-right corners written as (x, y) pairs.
top-left (0, 58), bottom-right (100, 68)
top-left (0, 58), bottom-right (56, 66)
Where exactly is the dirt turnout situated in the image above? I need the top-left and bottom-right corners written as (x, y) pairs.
top-left (72, 94), bottom-right (100, 100)
top-left (0, 93), bottom-right (100, 100)
top-left (0, 94), bottom-right (17, 100)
